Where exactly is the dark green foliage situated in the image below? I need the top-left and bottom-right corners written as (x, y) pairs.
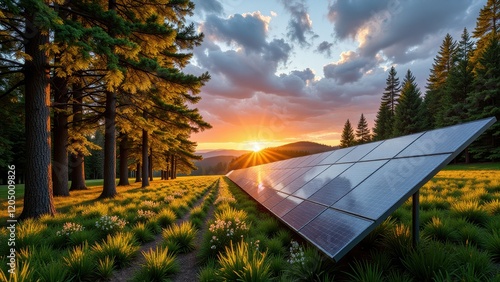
top-left (393, 70), bottom-right (428, 136)
top-left (345, 260), bottom-right (385, 282)
top-left (401, 241), bottom-right (454, 282)
top-left (425, 34), bottom-right (457, 128)
top-left (382, 66), bottom-right (401, 114)
top-left (340, 119), bottom-right (355, 148)
top-left (467, 36), bottom-right (500, 160)
top-left (373, 102), bottom-right (393, 141)
top-left (355, 113), bottom-right (371, 144)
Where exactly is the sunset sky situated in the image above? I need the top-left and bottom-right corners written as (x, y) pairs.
top-left (187, 0), bottom-right (485, 151)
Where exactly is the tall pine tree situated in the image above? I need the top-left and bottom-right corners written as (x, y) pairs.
top-left (425, 33), bottom-right (457, 127)
top-left (472, 0), bottom-right (500, 65)
top-left (356, 114), bottom-right (371, 144)
top-left (441, 28), bottom-right (475, 126)
top-left (340, 119), bottom-right (355, 148)
top-left (372, 103), bottom-right (392, 141)
top-left (382, 66), bottom-right (401, 114)
top-left (467, 36), bottom-right (500, 160)
top-left (373, 66), bottom-right (400, 140)
top-left (393, 70), bottom-right (427, 137)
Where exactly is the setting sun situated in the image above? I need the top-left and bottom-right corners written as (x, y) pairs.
top-left (251, 142), bottom-right (262, 152)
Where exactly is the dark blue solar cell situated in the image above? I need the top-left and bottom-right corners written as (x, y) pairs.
top-left (299, 208), bottom-right (373, 260)
top-left (261, 191), bottom-right (288, 209)
top-left (361, 133), bottom-right (424, 161)
top-left (333, 154), bottom-right (450, 220)
top-left (318, 147), bottom-right (354, 165)
top-left (270, 196), bottom-right (304, 218)
top-left (282, 201), bottom-right (327, 230)
top-left (308, 160), bottom-right (387, 206)
top-left (280, 166), bottom-right (330, 195)
top-left (293, 163), bottom-right (351, 199)
top-left (337, 141), bottom-right (383, 163)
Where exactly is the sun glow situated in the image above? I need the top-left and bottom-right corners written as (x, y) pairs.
top-left (251, 142), bottom-right (262, 152)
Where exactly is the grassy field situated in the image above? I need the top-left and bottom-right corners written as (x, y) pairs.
top-left (1, 165), bottom-right (499, 281)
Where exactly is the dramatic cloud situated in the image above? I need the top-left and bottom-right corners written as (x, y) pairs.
top-left (279, 0), bottom-right (316, 46)
top-left (316, 41), bottom-right (334, 57)
top-left (202, 12), bottom-right (271, 53)
top-left (191, 0), bottom-right (224, 16)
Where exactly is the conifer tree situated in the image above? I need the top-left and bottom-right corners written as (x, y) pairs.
top-left (472, 0), bottom-right (500, 65)
top-left (425, 34), bottom-right (457, 127)
top-left (467, 36), bottom-right (500, 160)
top-left (340, 119), bottom-right (355, 148)
top-left (393, 70), bottom-right (427, 137)
top-left (373, 100), bottom-right (393, 140)
top-left (440, 28), bottom-right (475, 126)
top-left (382, 66), bottom-right (401, 114)
top-left (356, 114), bottom-right (371, 144)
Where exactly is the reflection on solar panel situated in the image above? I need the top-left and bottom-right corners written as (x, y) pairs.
top-left (226, 117), bottom-right (496, 261)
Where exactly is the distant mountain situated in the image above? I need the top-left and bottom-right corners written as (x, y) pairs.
top-left (191, 155), bottom-right (236, 176)
top-left (228, 141), bottom-right (335, 171)
top-left (274, 141), bottom-right (336, 153)
top-left (198, 149), bottom-right (250, 159)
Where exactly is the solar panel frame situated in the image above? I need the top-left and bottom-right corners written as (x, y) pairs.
top-left (226, 117), bottom-right (497, 262)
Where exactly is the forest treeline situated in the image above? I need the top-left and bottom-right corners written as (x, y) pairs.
top-left (340, 0), bottom-right (500, 162)
top-left (0, 1), bottom-right (211, 218)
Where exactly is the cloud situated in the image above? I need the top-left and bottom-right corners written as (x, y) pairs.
top-left (279, 0), bottom-right (316, 46)
top-left (316, 41), bottom-right (334, 57)
top-left (201, 12), bottom-right (271, 53)
top-left (191, 0), bottom-right (224, 16)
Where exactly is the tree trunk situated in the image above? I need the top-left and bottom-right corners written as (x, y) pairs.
top-left (170, 154), bottom-right (175, 179)
top-left (118, 134), bottom-right (130, 186)
top-left (149, 147), bottom-right (153, 181)
top-left (99, 90), bottom-right (117, 198)
top-left (142, 129), bottom-right (150, 187)
top-left (20, 13), bottom-right (56, 219)
top-left (69, 85), bottom-right (87, 191)
top-left (52, 71), bottom-right (69, 197)
top-left (165, 156), bottom-right (170, 180)
top-left (135, 162), bottom-right (141, 182)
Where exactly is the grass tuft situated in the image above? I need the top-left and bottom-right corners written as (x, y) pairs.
top-left (133, 247), bottom-right (179, 282)
top-left (162, 222), bottom-right (198, 254)
top-left (91, 232), bottom-right (139, 269)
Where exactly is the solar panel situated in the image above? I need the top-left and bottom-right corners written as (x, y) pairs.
top-left (226, 117), bottom-right (496, 261)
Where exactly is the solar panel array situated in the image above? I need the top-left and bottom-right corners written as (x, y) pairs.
top-left (226, 117), bottom-right (496, 261)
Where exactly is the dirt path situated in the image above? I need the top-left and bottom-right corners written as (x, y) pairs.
top-left (110, 180), bottom-right (218, 282)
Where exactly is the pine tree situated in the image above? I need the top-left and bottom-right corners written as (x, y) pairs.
top-left (467, 36), bottom-right (500, 160)
top-left (472, 0), bottom-right (500, 65)
top-left (356, 114), bottom-right (371, 144)
top-left (393, 70), bottom-right (427, 137)
top-left (440, 28), bottom-right (475, 126)
top-left (373, 103), bottom-right (392, 141)
top-left (340, 119), bottom-right (355, 148)
top-left (425, 34), bottom-right (457, 127)
top-left (382, 66), bottom-right (401, 114)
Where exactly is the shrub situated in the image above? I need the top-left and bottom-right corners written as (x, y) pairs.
top-left (215, 206), bottom-right (248, 222)
top-left (133, 247), bottom-right (179, 282)
top-left (63, 243), bottom-right (95, 281)
top-left (217, 241), bottom-right (271, 282)
top-left (132, 222), bottom-right (155, 243)
top-left (17, 219), bottom-right (46, 248)
top-left (345, 260), bottom-right (385, 282)
top-left (482, 231), bottom-right (500, 262)
top-left (91, 232), bottom-right (139, 269)
top-left (453, 244), bottom-right (493, 279)
top-left (157, 208), bottom-right (177, 228)
top-left (96, 256), bottom-right (115, 280)
top-left (162, 222), bottom-right (198, 254)
top-left (263, 237), bottom-right (285, 256)
top-left (136, 209), bottom-right (157, 222)
top-left (401, 242), bottom-right (454, 281)
top-left (94, 215), bottom-right (127, 234)
top-left (450, 201), bottom-right (490, 227)
top-left (381, 224), bottom-right (412, 264)
top-left (36, 261), bottom-right (69, 282)
top-left (422, 217), bottom-right (458, 243)
top-left (0, 261), bottom-right (36, 282)
top-left (207, 217), bottom-right (249, 253)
